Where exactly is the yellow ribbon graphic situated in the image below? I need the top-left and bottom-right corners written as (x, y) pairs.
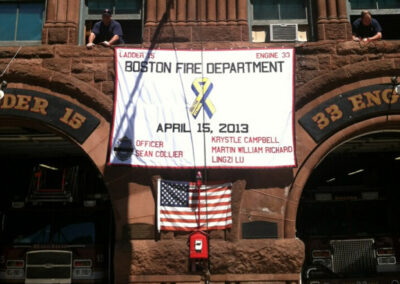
top-left (190, 78), bottom-right (216, 119)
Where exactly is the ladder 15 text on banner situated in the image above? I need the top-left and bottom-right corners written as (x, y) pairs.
top-left (109, 48), bottom-right (295, 168)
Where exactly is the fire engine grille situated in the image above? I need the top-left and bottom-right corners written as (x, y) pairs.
top-left (331, 239), bottom-right (375, 274)
top-left (26, 250), bottom-right (72, 281)
top-left (27, 251), bottom-right (71, 265)
top-left (26, 266), bottom-right (71, 279)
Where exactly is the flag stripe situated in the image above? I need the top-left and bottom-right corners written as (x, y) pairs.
top-left (160, 205), bottom-right (231, 213)
top-left (160, 225), bottom-right (232, 231)
top-left (161, 204), bottom-right (231, 209)
top-left (190, 194), bottom-right (231, 201)
top-left (160, 220), bottom-right (232, 228)
top-left (188, 183), bottom-right (231, 190)
top-left (160, 214), bottom-right (232, 221)
top-left (160, 217), bottom-right (232, 224)
top-left (190, 195), bottom-right (231, 202)
top-left (190, 189), bottom-right (231, 195)
top-left (189, 200), bottom-right (231, 206)
top-left (160, 208), bottom-right (232, 216)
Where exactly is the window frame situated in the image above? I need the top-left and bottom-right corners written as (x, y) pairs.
top-left (84, 0), bottom-right (142, 21)
top-left (79, 0), bottom-right (144, 45)
top-left (346, 0), bottom-right (400, 18)
top-left (248, 0), bottom-right (309, 26)
top-left (0, 0), bottom-right (46, 46)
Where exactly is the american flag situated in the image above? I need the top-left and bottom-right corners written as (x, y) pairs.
top-left (157, 179), bottom-right (232, 231)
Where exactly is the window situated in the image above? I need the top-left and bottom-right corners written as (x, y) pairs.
top-left (87, 0), bottom-right (141, 15)
top-left (242, 221), bottom-right (278, 239)
top-left (348, 0), bottom-right (400, 39)
top-left (252, 0), bottom-right (307, 21)
top-left (249, 0), bottom-right (310, 42)
top-left (350, 0), bottom-right (400, 9)
top-left (2, 212), bottom-right (103, 245)
top-left (82, 0), bottom-right (143, 44)
top-left (0, 1), bottom-right (45, 44)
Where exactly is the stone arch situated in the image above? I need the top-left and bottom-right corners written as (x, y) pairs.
top-left (1, 66), bottom-right (113, 173)
top-left (296, 58), bottom-right (400, 109)
top-left (5, 65), bottom-right (113, 121)
top-left (285, 115), bottom-right (400, 237)
top-left (285, 56), bottom-right (400, 237)
top-left (0, 61), bottom-right (117, 281)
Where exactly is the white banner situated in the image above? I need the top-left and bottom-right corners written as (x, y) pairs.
top-left (109, 48), bottom-right (295, 168)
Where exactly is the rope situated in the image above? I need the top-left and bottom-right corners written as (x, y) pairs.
top-left (198, 18), bottom-right (212, 277)
top-left (387, 76), bottom-right (398, 123)
top-left (198, 18), bottom-right (209, 234)
top-left (0, 46), bottom-right (22, 78)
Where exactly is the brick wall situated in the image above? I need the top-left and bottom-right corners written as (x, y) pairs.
top-left (2, 40), bottom-right (400, 113)
top-left (2, 39), bottom-right (400, 283)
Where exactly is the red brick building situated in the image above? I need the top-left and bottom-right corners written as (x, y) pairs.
top-left (1, 0), bottom-right (400, 283)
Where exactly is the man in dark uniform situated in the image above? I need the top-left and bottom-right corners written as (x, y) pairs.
top-left (86, 9), bottom-right (124, 49)
top-left (352, 10), bottom-right (382, 43)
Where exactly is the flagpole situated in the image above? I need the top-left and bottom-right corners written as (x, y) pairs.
top-left (157, 178), bottom-right (161, 232)
top-left (196, 171), bottom-right (202, 230)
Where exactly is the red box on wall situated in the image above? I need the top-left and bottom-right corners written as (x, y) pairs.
top-left (189, 231), bottom-right (208, 259)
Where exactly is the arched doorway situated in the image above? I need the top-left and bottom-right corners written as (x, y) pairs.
top-left (0, 118), bottom-right (114, 283)
top-left (297, 130), bottom-right (400, 283)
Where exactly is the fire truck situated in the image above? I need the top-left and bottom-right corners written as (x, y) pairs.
top-left (0, 161), bottom-right (113, 284)
top-left (298, 147), bottom-right (400, 284)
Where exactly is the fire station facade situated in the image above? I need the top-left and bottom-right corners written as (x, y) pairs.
top-left (1, 0), bottom-right (400, 283)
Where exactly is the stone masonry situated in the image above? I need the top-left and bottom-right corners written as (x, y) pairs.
top-left (1, 39), bottom-right (399, 283)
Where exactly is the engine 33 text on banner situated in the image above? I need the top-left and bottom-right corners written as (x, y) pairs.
top-left (109, 48), bottom-right (295, 168)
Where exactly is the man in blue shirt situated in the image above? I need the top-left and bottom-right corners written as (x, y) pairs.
top-left (86, 9), bottom-right (124, 49)
top-left (352, 10), bottom-right (382, 43)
